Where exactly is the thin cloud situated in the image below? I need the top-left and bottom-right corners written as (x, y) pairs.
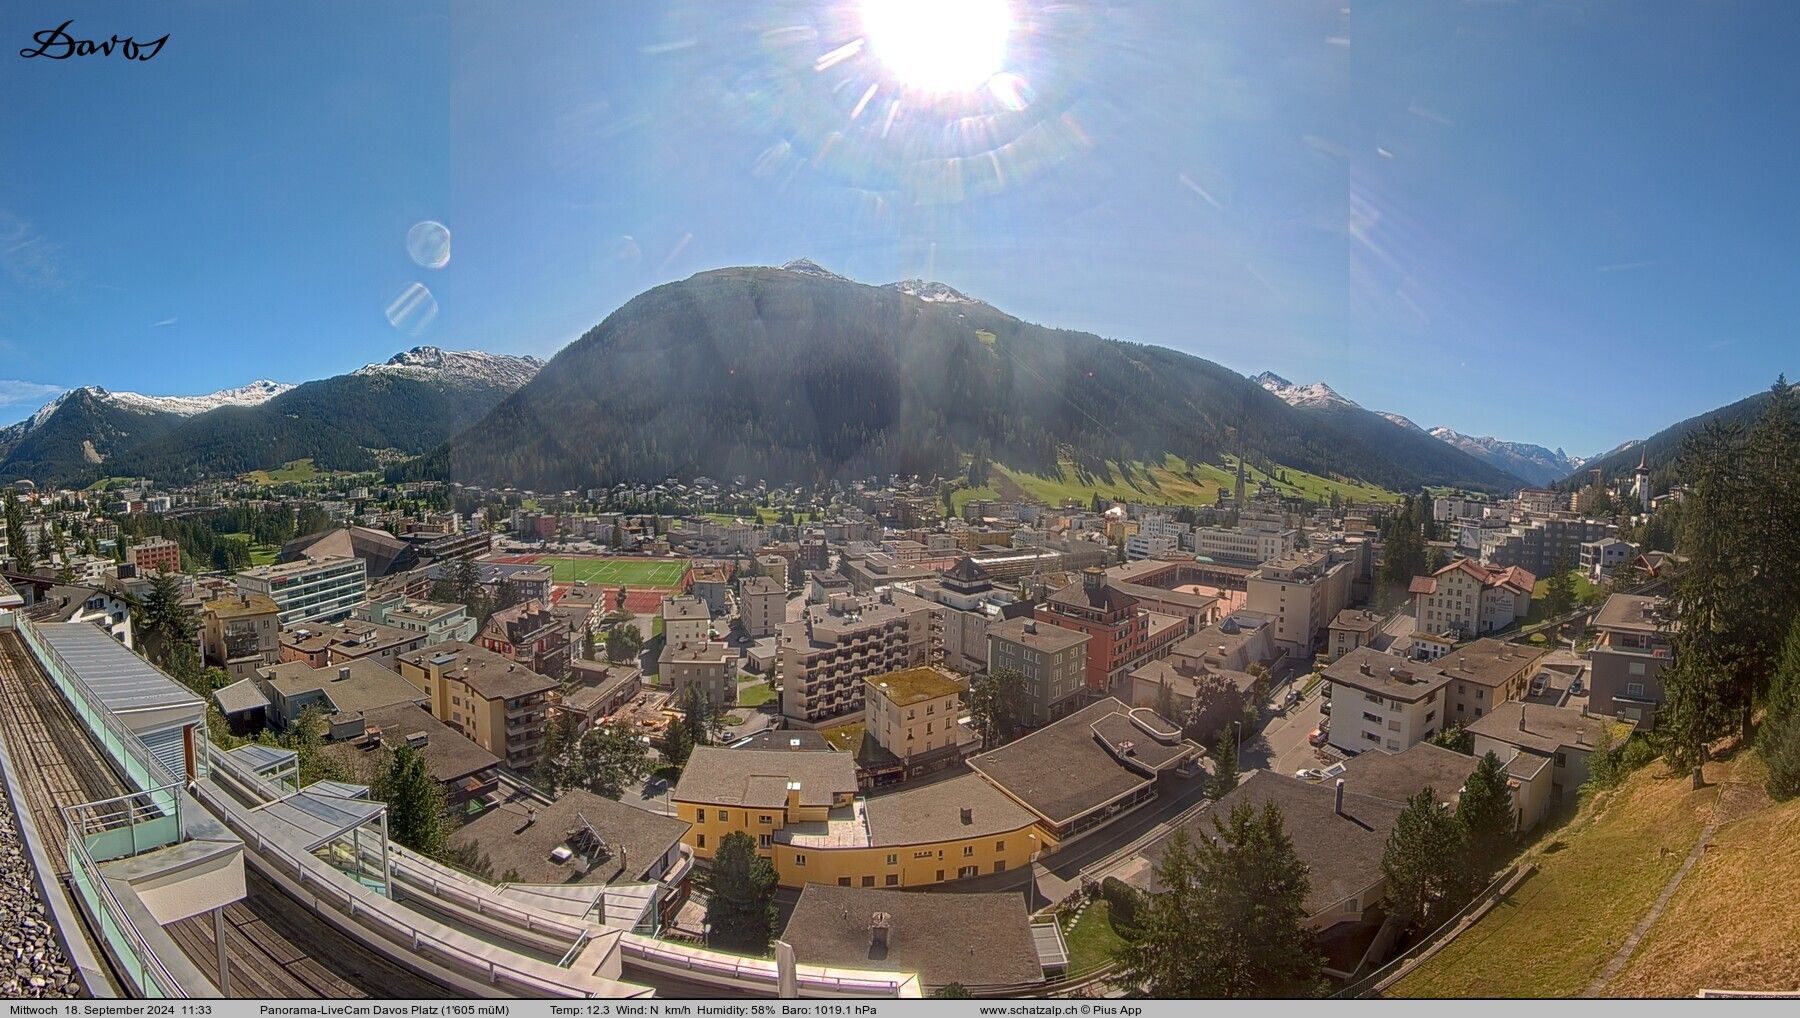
top-left (0, 211), bottom-right (67, 290)
top-left (1177, 172), bottom-right (1223, 210)
top-left (0, 379), bottom-right (65, 406)
top-left (152, 317), bottom-right (178, 327)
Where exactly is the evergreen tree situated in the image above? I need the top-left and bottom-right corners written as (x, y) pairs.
top-left (968, 667), bottom-right (1025, 749)
top-left (1207, 725), bottom-right (1239, 800)
top-left (374, 745), bottom-right (449, 854)
top-left (4, 490), bottom-right (35, 573)
top-left (659, 712), bottom-right (694, 767)
top-left (605, 620), bottom-right (643, 663)
top-left (1543, 557), bottom-right (1577, 618)
top-left (535, 712), bottom-right (572, 796)
top-left (1455, 752), bottom-right (1516, 885)
top-left (1760, 613), bottom-right (1800, 800)
top-left (570, 722), bottom-right (649, 798)
top-left (1116, 804), bottom-right (1322, 997)
top-left (705, 831), bottom-right (778, 952)
top-left (135, 571), bottom-right (197, 672)
top-left (1381, 788), bottom-right (1469, 933)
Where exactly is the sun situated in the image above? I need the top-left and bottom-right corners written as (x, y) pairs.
top-left (860, 0), bottom-right (1011, 94)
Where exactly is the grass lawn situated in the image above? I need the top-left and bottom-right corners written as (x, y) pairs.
top-left (219, 531), bottom-right (280, 567)
top-left (1390, 758), bottom-right (1722, 998)
top-left (1524, 571), bottom-right (1607, 626)
top-left (240, 458), bottom-right (326, 484)
top-left (735, 681), bottom-right (776, 708)
top-left (1062, 900), bottom-right (1129, 973)
top-left (820, 721), bottom-right (867, 754)
top-left (961, 454), bottom-right (1398, 512)
top-left (532, 555), bottom-right (690, 587)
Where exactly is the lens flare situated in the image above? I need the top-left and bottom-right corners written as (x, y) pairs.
top-left (407, 220), bottom-right (451, 269)
top-left (385, 282), bottom-right (438, 335)
top-left (860, 0), bottom-right (1010, 93)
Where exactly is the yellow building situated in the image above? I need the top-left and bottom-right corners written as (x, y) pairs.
top-left (672, 747), bottom-right (1053, 889)
top-left (397, 641), bottom-right (556, 771)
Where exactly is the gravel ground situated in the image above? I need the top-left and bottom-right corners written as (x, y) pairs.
top-left (0, 788), bottom-right (79, 998)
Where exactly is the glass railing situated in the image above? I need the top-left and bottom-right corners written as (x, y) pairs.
top-left (65, 814), bottom-right (187, 998)
top-left (62, 786), bottom-right (184, 863)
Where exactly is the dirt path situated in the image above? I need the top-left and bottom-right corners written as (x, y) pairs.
top-left (1584, 795), bottom-right (1722, 996)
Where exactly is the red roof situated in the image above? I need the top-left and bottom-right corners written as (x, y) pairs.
top-left (1409, 576), bottom-right (1437, 595)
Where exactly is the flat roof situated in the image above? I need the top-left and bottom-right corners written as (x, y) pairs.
top-left (32, 621), bottom-right (205, 720)
top-left (863, 773), bottom-right (1039, 846)
top-left (866, 667), bottom-right (964, 707)
top-left (673, 747), bottom-right (858, 809)
top-left (1323, 647), bottom-right (1451, 702)
top-left (451, 790), bottom-right (690, 886)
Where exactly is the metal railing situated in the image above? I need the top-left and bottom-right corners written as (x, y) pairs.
top-left (61, 785), bottom-right (184, 863)
top-left (64, 816), bottom-right (188, 998)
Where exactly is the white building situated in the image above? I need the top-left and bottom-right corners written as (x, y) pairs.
top-left (1322, 648), bottom-right (1449, 755)
top-left (235, 555), bottom-right (368, 626)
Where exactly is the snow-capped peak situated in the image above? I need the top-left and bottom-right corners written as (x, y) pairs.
top-left (1253, 371), bottom-right (1361, 411)
top-left (97, 379), bottom-right (292, 416)
top-left (884, 279), bottom-right (986, 306)
top-left (1378, 411), bottom-right (1426, 433)
top-left (355, 346), bottom-right (544, 389)
top-left (779, 258), bottom-right (851, 283)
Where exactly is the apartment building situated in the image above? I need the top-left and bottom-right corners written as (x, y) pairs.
top-left (1437, 638), bottom-right (1548, 724)
top-left (660, 594), bottom-right (711, 647)
top-left (398, 641), bottom-right (557, 771)
top-left (1323, 647), bottom-right (1449, 755)
top-left (1580, 537), bottom-right (1638, 582)
top-left (1480, 515), bottom-right (1617, 577)
top-left (661, 639), bottom-right (736, 710)
top-left (200, 591), bottom-right (282, 683)
top-left (738, 575), bottom-right (785, 639)
top-left (280, 618), bottom-right (427, 673)
top-left (1036, 567), bottom-right (1187, 694)
top-left (352, 592), bottom-right (477, 645)
top-left (1326, 609), bottom-right (1385, 664)
top-left (986, 616), bottom-right (1091, 728)
top-left (864, 666), bottom-right (967, 778)
top-left (1245, 551), bottom-right (1353, 658)
top-left (909, 557), bottom-right (1024, 675)
top-left (778, 588), bottom-right (934, 726)
top-left (1587, 594), bottom-right (1675, 724)
top-left (1189, 525), bottom-right (1298, 567)
top-left (235, 555), bottom-right (369, 626)
top-left (1408, 558), bottom-right (1534, 638)
top-left (127, 536), bottom-right (182, 575)
top-left (480, 599), bottom-right (572, 681)
top-left (1469, 702), bottom-right (1619, 825)
top-left (1123, 532), bottom-right (1179, 561)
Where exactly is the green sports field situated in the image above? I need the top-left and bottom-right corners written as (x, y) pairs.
top-left (534, 556), bottom-right (690, 587)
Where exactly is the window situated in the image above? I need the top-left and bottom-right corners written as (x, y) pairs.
top-left (1629, 661), bottom-right (1647, 676)
top-left (838, 877), bottom-right (852, 887)
top-left (696, 834), bottom-right (705, 849)
top-left (718, 810), bottom-right (730, 823)
top-left (885, 874), bottom-right (899, 886)
top-left (995, 860), bottom-right (1006, 873)
top-left (995, 840), bottom-right (1005, 852)
top-left (1363, 731), bottom-right (1381, 744)
top-left (1344, 898), bottom-right (1359, 913)
top-left (759, 834), bottom-right (771, 849)
top-left (1626, 682), bottom-right (1646, 697)
top-left (958, 865), bottom-right (979, 879)
top-left (1556, 752), bottom-right (1568, 767)
top-left (886, 854), bottom-right (897, 866)
top-left (759, 814), bottom-right (772, 825)
top-left (861, 875), bottom-right (875, 887)
top-left (936, 869), bottom-right (945, 882)
top-left (795, 854), bottom-right (806, 867)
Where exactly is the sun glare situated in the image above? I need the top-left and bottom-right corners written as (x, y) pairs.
top-left (860, 0), bottom-right (1011, 94)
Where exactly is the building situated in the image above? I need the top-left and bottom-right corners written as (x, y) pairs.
top-left (1580, 537), bottom-right (1639, 583)
top-left (1437, 639), bottom-right (1548, 725)
top-left (738, 575), bottom-right (785, 639)
top-left (1166, 614), bottom-right (1276, 673)
top-left (1326, 609), bottom-right (1385, 664)
top-left (779, 886), bottom-right (1056, 993)
top-left (352, 593), bottom-right (477, 645)
top-left (985, 617), bottom-right (1091, 728)
top-left (280, 525), bottom-right (420, 578)
top-left (280, 619), bottom-right (428, 671)
top-left (1245, 551), bottom-right (1353, 658)
top-left (1190, 525), bottom-right (1298, 567)
top-left (909, 557), bottom-right (1026, 675)
top-left (1587, 594), bottom-right (1675, 725)
top-left (1408, 558), bottom-right (1535, 638)
top-left (480, 599), bottom-right (572, 681)
top-left (321, 701), bottom-right (502, 809)
top-left (778, 589), bottom-right (934, 726)
top-left (661, 639), bottom-right (736, 710)
top-left (397, 641), bottom-right (557, 771)
top-left (199, 592), bottom-right (282, 683)
top-left (1469, 702), bottom-right (1622, 828)
top-left (967, 698), bottom-right (1199, 840)
top-left (127, 536), bottom-right (182, 575)
top-left (450, 790), bottom-right (693, 928)
top-left (556, 661), bottom-right (643, 732)
top-left (1322, 647), bottom-right (1450, 755)
top-left (235, 555), bottom-right (369, 625)
top-left (1036, 568), bottom-right (1187, 695)
top-left (672, 748), bottom-right (1048, 890)
top-left (660, 595), bottom-right (712, 647)
top-left (864, 667), bottom-right (966, 775)
top-left (1127, 656), bottom-right (1257, 744)
top-left (248, 659), bottom-right (429, 738)
top-left (1480, 515), bottom-right (1617, 577)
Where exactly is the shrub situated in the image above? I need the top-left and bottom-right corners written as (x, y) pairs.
top-left (1101, 876), bottom-right (1143, 929)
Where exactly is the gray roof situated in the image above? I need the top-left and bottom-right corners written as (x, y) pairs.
top-left (1147, 770), bottom-right (1401, 916)
top-left (672, 747), bottom-right (858, 809)
top-left (398, 641), bottom-right (556, 701)
top-left (352, 702), bottom-right (500, 783)
top-left (31, 621), bottom-right (204, 722)
top-left (1592, 594), bottom-right (1675, 635)
top-left (863, 773), bottom-right (1039, 846)
top-left (968, 698), bottom-right (1195, 827)
top-left (213, 677), bottom-right (271, 715)
top-left (1323, 647), bottom-right (1451, 702)
top-left (254, 788), bottom-right (386, 851)
top-left (779, 885), bottom-right (1044, 989)
top-left (1467, 702), bottom-right (1619, 756)
top-left (987, 616), bottom-right (1089, 653)
top-left (1438, 639), bottom-right (1547, 690)
top-left (451, 789), bottom-right (690, 885)
top-left (1338, 743), bottom-right (1480, 806)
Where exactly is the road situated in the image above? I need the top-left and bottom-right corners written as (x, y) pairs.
top-left (1240, 682), bottom-right (1327, 779)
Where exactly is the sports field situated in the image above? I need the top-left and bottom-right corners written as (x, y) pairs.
top-left (531, 556), bottom-right (691, 587)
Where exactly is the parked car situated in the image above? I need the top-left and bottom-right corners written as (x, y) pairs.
top-left (1319, 700), bottom-right (1332, 717)
top-left (1570, 677), bottom-right (1584, 695)
top-left (1308, 726), bottom-right (1329, 748)
top-left (1282, 688), bottom-right (1301, 710)
top-left (1294, 768), bottom-right (1326, 781)
top-left (1530, 674), bottom-right (1550, 696)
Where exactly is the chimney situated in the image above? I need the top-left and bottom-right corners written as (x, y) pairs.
top-left (1334, 778), bottom-right (1346, 816)
top-left (1360, 662), bottom-right (1372, 676)
top-left (336, 666), bottom-right (351, 682)
top-left (870, 912), bottom-right (892, 951)
top-left (1518, 710), bottom-right (1527, 732)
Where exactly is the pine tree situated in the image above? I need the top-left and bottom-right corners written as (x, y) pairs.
top-left (1381, 788), bottom-right (1469, 933)
top-left (1207, 725), bottom-right (1239, 800)
top-left (1116, 804), bottom-right (1322, 997)
top-left (1760, 613), bottom-right (1800, 800)
top-left (705, 831), bottom-right (778, 952)
top-left (1543, 557), bottom-right (1577, 618)
top-left (375, 745), bottom-right (449, 854)
top-left (1455, 752), bottom-right (1516, 885)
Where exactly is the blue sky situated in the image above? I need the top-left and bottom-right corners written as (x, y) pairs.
top-left (2, 0), bottom-right (1796, 456)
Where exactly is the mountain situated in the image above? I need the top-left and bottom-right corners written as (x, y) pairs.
top-left (0, 348), bottom-right (541, 486)
top-left (427, 265), bottom-right (1522, 494)
top-left (1254, 372), bottom-right (1361, 412)
top-left (0, 380), bottom-right (292, 480)
top-left (1377, 411), bottom-right (1427, 433)
top-left (1425, 428), bottom-right (1581, 488)
top-left (1575, 380), bottom-right (1799, 485)
top-left (883, 279), bottom-right (986, 306)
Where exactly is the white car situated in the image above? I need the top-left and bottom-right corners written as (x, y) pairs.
top-left (1294, 768), bottom-right (1326, 781)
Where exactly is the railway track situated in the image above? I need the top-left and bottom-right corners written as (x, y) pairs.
top-left (0, 631), bottom-right (129, 871)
